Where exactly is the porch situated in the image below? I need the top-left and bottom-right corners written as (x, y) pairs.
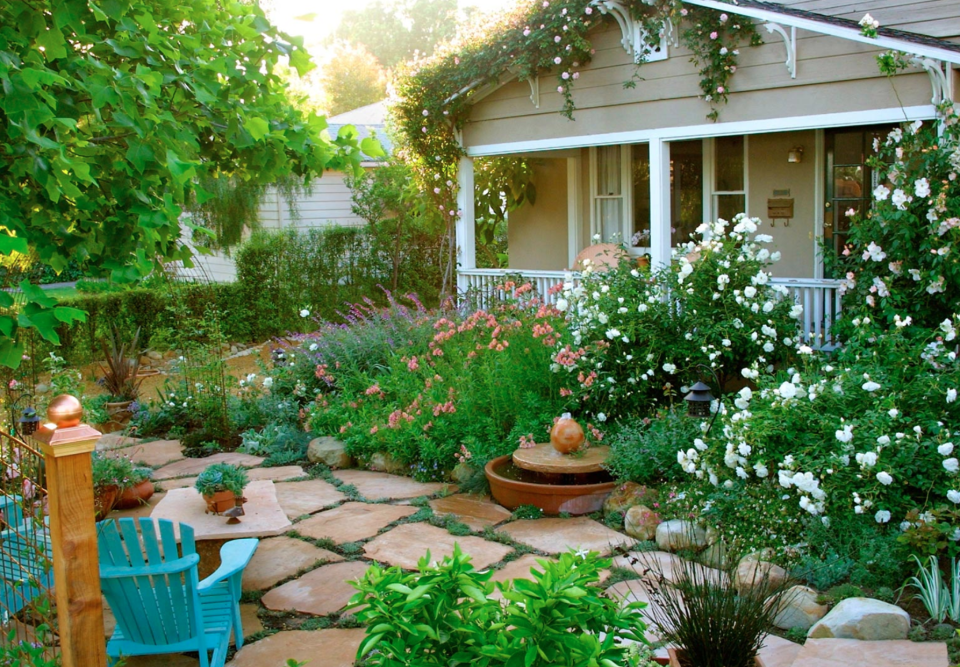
top-left (458, 268), bottom-right (842, 348)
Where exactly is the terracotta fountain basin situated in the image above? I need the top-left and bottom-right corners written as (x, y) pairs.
top-left (484, 451), bottom-right (616, 515)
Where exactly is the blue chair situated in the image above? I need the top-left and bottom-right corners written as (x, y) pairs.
top-left (97, 518), bottom-right (258, 667)
top-left (0, 494), bottom-right (53, 619)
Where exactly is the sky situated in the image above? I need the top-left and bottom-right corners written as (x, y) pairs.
top-left (266, 0), bottom-right (514, 49)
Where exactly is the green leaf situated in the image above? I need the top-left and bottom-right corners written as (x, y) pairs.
top-left (358, 633), bottom-right (384, 657)
top-left (0, 339), bottom-right (25, 369)
top-left (524, 643), bottom-right (537, 667)
top-left (37, 27), bottom-right (67, 60)
top-left (52, 306), bottom-right (86, 324)
top-left (244, 117), bottom-right (270, 141)
top-left (360, 137), bottom-right (386, 158)
top-left (0, 235), bottom-right (29, 256)
top-left (289, 48), bottom-right (314, 76)
top-left (126, 141), bottom-right (155, 174)
top-left (165, 150), bottom-right (196, 183)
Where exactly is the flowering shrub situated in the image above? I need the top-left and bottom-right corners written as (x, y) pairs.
top-left (555, 216), bottom-right (800, 423)
top-left (833, 116), bottom-right (960, 332)
top-left (681, 322), bottom-right (960, 557)
top-left (306, 288), bottom-right (570, 478)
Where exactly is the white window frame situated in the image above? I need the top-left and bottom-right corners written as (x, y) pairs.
top-left (588, 145), bottom-right (633, 247)
top-left (704, 136), bottom-right (749, 220)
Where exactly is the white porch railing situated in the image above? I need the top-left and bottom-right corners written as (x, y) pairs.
top-left (457, 269), bottom-right (843, 349)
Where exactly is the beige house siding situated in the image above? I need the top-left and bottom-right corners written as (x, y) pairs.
top-left (259, 170), bottom-right (365, 231)
top-left (508, 159), bottom-right (570, 271)
top-left (462, 20), bottom-right (934, 149)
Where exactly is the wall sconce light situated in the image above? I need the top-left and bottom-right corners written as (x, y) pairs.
top-left (787, 146), bottom-right (804, 163)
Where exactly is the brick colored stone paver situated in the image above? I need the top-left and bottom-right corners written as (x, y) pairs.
top-left (122, 439), bottom-right (184, 467)
top-left (232, 604), bottom-right (263, 645)
top-left (242, 536), bottom-right (343, 590)
top-left (261, 561), bottom-right (370, 616)
top-left (296, 501), bottom-right (417, 544)
top-left (790, 638), bottom-right (947, 667)
top-left (96, 433), bottom-right (141, 450)
top-left (496, 517), bottom-right (634, 555)
top-left (333, 469), bottom-right (454, 500)
top-left (274, 478), bottom-right (346, 519)
top-left (150, 480), bottom-right (290, 540)
top-left (158, 476), bottom-right (197, 491)
top-left (152, 452), bottom-right (264, 480)
top-left (611, 550), bottom-right (726, 585)
top-left (227, 629), bottom-right (366, 667)
top-left (759, 634), bottom-right (803, 667)
top-left (429, 494), bottom-right (512, 531)
top-left (246, 465), bottom-right (306, 482)
top-left (364, 522), bottom-right (512, 570)
top-left (490, 554), bottom-right (555, 585)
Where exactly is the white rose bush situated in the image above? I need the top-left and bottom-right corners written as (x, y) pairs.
top-left (553, 214), bottom-right (799, 421)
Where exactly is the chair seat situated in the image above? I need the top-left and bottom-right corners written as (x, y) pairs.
top-left (106, 585), bottom-right (234, 655)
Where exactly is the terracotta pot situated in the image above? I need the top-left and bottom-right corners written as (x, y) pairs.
top-left (95, 485), bottom-right (121, 521)
top-left (105, 400), bottom-right (135, 426)
top-left (664, 648), bottom-right (765, 667)
top-left (484, 455), bottom-right (615, 515)
top-left (114, 479), bottom-right (155, 510)
top-left (550, 417), bottom-right (585, 454)
top-left (203, 490), bottom-right (240, 514)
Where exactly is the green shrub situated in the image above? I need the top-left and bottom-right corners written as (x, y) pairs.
top-left (605, 410), bottom-right (698, 485)
top-left (348, 547), bottom-right (650, 667)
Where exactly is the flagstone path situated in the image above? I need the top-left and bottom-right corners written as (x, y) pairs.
top-left (96, 435), bottom-right (943, 667)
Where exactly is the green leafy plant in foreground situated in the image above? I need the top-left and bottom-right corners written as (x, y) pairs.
top-left (348, 546), bottom-right (651, 667)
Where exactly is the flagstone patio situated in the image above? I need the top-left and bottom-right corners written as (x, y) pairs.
top-left (100, 436), bottom-right (947, 667)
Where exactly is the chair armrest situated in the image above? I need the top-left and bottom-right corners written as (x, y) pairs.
top-left (101, 553), bottom-right (200, 579)
top-left (198, 538), bottom-right (259, 592)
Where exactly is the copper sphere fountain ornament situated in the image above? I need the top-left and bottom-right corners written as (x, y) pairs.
top-left (485, 413), bottom-right (615, 515)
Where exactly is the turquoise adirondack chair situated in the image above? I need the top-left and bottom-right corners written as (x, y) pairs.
top-left (0, 494), bottom-right (53, 619)
top-left (97, 518), bottom-right (258, 667)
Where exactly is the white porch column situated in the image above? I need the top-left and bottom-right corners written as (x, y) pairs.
top-left (649, 138), bottom-right (672, 270)
top-left (456, 156), bottom-right (476, 295)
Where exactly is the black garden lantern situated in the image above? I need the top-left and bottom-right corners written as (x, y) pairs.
top-left (684, 381), bottom-right (715, 419)
top-left (18, 407), bottom-right (41, 436)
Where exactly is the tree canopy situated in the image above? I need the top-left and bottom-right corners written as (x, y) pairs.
top-left (331, 0), bottom-right (459, 69)
top-left (320, 42), bottom-right (387, 117)
top-left (0, 0), bottom-right (382, 366)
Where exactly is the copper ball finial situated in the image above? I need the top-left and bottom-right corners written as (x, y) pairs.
top-left (47, 394), bottom-right (83, 428)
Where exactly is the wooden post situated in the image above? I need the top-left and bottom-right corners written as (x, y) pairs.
top-left (32, 395), bottom-right (107, 667)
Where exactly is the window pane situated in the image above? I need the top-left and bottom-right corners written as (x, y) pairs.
top-left (672, 140), bottom-right (703, 245)
top-left (715, 135), bottom-right (744, 191)
top-left (597, 145), bottom-right (621, 196)
top-left (834, 132), bottom-right (863, 165)
top-left (834, 166), bottom-right (863, 198)
top-left (598, 199), bottom-right (622, 243)
top-left (716, 194), bottom-right (745, 221)
top-left (632, 144), bottom-right (651, 247)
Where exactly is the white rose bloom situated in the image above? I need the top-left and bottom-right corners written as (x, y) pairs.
top-left (556, 298), bottom-right (569, 312)
top-left (939, 443), bottom-right (955, 456)
top-left (889, 408), bottom-right (899, 418)
top-left (915, 178), bottom-right (931, 198)
top-left (862, 381), bottom-right (881, 392)
top-left (596, 412), bottom-right (607, 422)
top-left (948, 490), bottom-right (960, 504)
top-left (875, 510), bottom-right (892, 524)
top-left (944, 458), bottom-right (960, 473)
top-left (877, 435), bottom-right (890, 446)
top-left (770, 251), bottom-right (782, 261)
top-left (876, 471), bottom-right (893, 485)
top-left (779, 382), bottom-right (797, 399)
top-left (309, 343), bottom-right (319, 352)
top-left (873, 184), bottom-right (890, 201)
top-left (836, 425), bottom-right (854, 443)
top-left (948, 389), bottom-right (958, 403)
top-left (662, 363), bottom-right (677, 373)
top-left (263, 377), bottom-right (274, 389)
top-left (300, 309), bottom-right (310, 318)
top-left (744, 286), bottom-right (757, 298)
top-left (755, 463), bottom-right (769, 478)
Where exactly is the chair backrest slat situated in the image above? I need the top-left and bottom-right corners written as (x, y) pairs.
top-left (137, 519), bottom-right (186, 639)
top-left (98, 520), bottom-right (159, 645)
top-left (156, 520), bottom-right (193, 637)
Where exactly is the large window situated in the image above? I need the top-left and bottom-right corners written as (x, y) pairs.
top-left (591, 136), bottom-right (745, 252)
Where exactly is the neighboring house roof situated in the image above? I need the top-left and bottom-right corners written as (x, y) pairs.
top-left (771, 0), bottom-right (960, 40)
top-left (328, 100), bottom-right (393, 161)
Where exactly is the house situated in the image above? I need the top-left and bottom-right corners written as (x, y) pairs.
top-left (176, 101), bottom-right (391, 282)
top-left (449, 0), bottom-right (960, 346)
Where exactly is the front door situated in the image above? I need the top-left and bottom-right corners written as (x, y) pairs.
top-left (823, 125), bottom-right (893, 277)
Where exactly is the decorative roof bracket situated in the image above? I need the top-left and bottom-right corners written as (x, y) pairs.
top-left (591, 0), bottom-right (669, 63)
top-left (910, 56), bottom-right (951, 107)
top-left (527, 76), bottom-right (540, 109)
top-left (763, 22), bottom-right (797, 79)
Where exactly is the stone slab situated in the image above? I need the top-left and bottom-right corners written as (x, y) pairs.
top-left (333, 469), bottom-right (454, 500)
top-left (274, 479), bottom-right (346, 519)
top-left (122, 440), bottom-right (184, 467)
top-left (512, 443), bottom-right (610, 474)
top-left (496, 517), bottom-right (633, 555)
top-left (599, 579), bottom-right (665, 643)
top-left (227, 629), bottom-right (367, 667)
top-left (295, 501), bottom-right (417, 544)
top-left (96, 433), bottom-right (142, 451)
top-left (158, 476), bottom-right (198, 491)
top-left (791, 638), bottom-right (948, 667)
top-left (246, 465), bottom-right (306, 482)
top-left (429, 494), bottom-right (512, 531)
top-left (364, 522), bottom-right (512, 570)
top-left (232, 604), bottom-right (264, 645)
top-left (261, 560), bottom-right (370, 616)
top-left (758, 634), bottom-right (803, 667)
top-left (150, 480), bottom-right (291, 540)
top-left (152, 452), bottom-right (264, 480)
top-left (611, 550), bottom-right (727, 586)
top-left (242, 536), bottom-right (343, 590)
top-left (490, 553), bottom-right (556, 586)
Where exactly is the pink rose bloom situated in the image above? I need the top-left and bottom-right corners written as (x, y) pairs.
top-left (717, 86), bottom-right (724, 93)
top-left (557, 86), bottom-right (564, 93)
top-left (710, 31), bottom-right (718, 39)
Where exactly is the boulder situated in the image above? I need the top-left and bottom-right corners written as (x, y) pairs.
top-left (772, 585), bottom-right (829, 630)
top-left (624, 505), bottom-right (661, 541)
top-left (369, 452), bottom-right (407, 475)
top-left (307, 437), bottom-right (353, 469)
top-left (451, 462), bottom-right (477, 484)
top-left (807, 597), bottom-right (910, 640)
top-left (698, 541), bottom-right (731, 570)
top-left (603, 482), bottom-right (659, 516)
top-left (139, 355), bottom-right (153, 366)
top-left (733, 555), bottom-right (788, 593)
top-left (146, 350), bottom-right (163, 361)
top-left (655, 520), bottom-right (708, 552)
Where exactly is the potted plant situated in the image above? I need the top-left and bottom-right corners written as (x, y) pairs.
top-left (195, 463), bottom-right (248, 514)
top-left (99, 326), bottom-right (143, 428)
top-left (92, 453), bottom-right (153, 519)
